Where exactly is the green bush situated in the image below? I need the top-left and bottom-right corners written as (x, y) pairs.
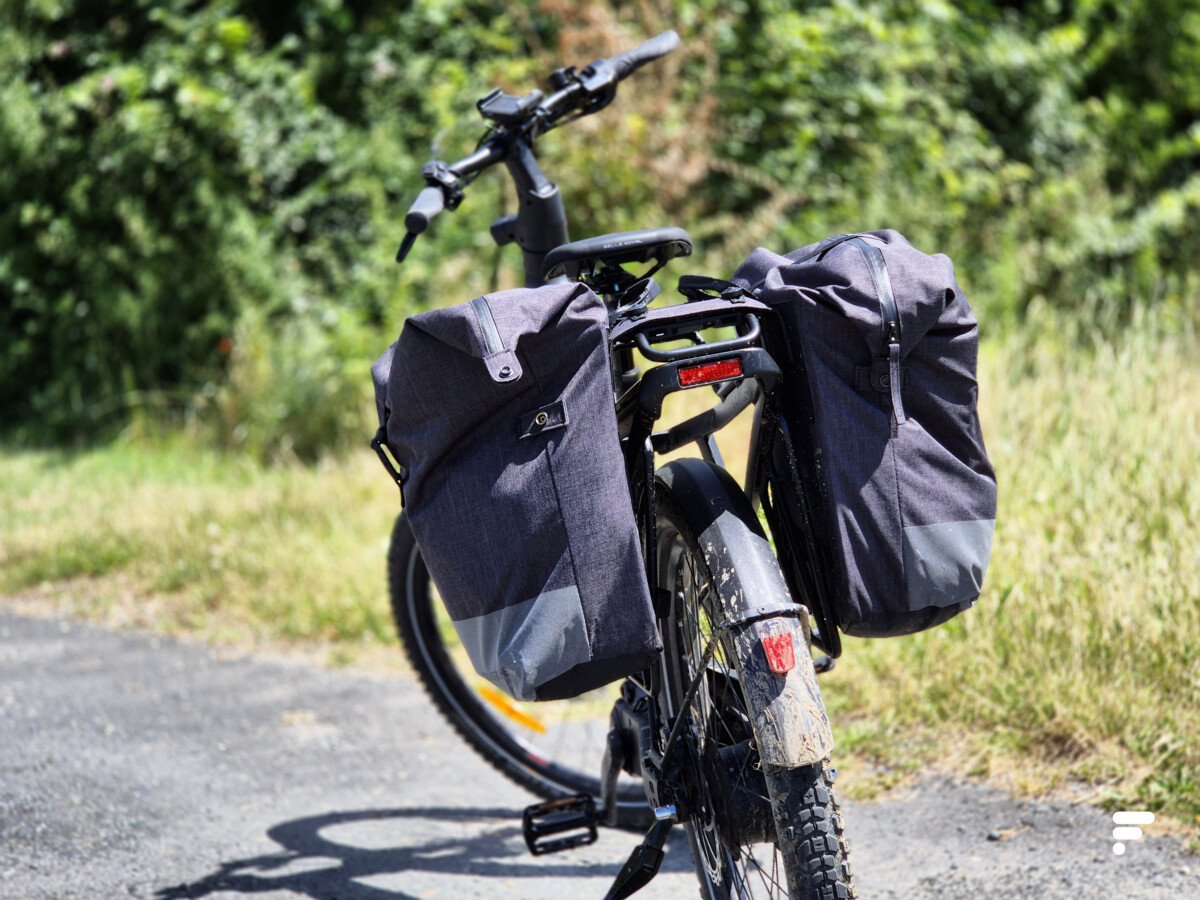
top-left (702, 0), bottom-right (1200, 325)
top-left (0, 0), bottom-right (567, 454)
top-left (1, 2), bottom-right (366, 444)
top-left (2, 0), bottom-right (1198, 455)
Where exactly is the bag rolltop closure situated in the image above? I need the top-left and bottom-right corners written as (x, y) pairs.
top-left (372, 295), bottom-right (522, 498)
top-left (752, 233), bottom-right (908, 425)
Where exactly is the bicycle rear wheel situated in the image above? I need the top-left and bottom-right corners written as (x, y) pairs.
top-left (655, 461), bottom-right (855, 899)
top-left (387, 512), bottom-right (653, 830)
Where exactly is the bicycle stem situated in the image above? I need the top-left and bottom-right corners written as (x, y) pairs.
top-left (502, 138), bottom-right (570, 287)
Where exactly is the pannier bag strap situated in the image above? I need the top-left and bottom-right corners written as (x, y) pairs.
top-left (676, 275), bottom-right (750, 302)
top-left (806, 233), bottom-right (859, 263)
top-left (471, 296), bottom-right (524, 383)
top-left (846, 237), bottom-right (906, 425)
top-left (371, 426), bottom-right (406, 502)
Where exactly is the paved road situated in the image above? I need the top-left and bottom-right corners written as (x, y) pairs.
top-left (1, 610), bottom-right (1196, 899)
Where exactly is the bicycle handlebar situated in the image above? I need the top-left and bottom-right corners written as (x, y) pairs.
top-left (397, 30), bottom-right (680, 262)
top-left (404, 186), bottom-right (445, 234)
top-left (610, 30), bottom-right (680, 80)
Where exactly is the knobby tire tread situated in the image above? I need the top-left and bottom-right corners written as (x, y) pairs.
top-left (656, 474), bottom-right (855, 899)
top-left (771, 762), bottom-right (856, 900)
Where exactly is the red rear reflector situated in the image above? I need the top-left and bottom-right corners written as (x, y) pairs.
top-left (762, 632), bottom-right (796, 674)
top-left (678, 358), bottom-right (743, 387)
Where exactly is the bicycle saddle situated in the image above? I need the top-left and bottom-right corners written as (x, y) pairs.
top-left (541, 227), bottom-right (693, 281)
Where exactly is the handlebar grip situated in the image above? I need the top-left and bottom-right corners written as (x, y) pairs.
top-left (610, 30), bottom-right (680, 81)
top-left (405, 186), bottom-right (445, 234)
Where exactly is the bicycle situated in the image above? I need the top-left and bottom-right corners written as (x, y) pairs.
top-left (379, 30), bottom-right (856, 900)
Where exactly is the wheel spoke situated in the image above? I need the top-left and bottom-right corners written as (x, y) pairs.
top-left (655, 485), bottom-right (852, 899)
top-left (662, 522), bottom-right (792, 897)
top-left (388, 512), bottom-right (652, 830)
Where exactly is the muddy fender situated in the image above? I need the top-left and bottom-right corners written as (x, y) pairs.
top-left (657, 459), bottom-right (834, 768)
top-left (727, 617), bottom-right (833, 767)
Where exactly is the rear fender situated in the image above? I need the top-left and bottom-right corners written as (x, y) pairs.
top-left (657, 459), bottom-right (834, 768)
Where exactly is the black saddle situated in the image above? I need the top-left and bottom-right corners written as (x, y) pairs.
top-left (541, 227), bottom-right (693, 281)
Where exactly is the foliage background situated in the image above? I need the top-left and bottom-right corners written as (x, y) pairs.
top-left (2, 0), bottom-right (1199, 825)
top-left (4, 0), bottom-right (1200, 453)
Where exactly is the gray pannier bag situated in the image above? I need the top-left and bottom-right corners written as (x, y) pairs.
top-left (371, 281), bottom-right (661, 700)
top-left (732, 230), bottom-right (997, 638)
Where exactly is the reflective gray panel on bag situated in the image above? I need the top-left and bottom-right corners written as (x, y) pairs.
top-left (454, 585), bottom-right (591, 701)
top-left (733, 230), bottom-right (998, 638)
top-left (372, 282), bottom-right (660, 699)
top-left (902, 519), bottom-right (995, 611)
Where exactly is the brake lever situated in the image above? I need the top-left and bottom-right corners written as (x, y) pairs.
top-left (533, 60), bottom-right (616, 134)
top-left (577, 59), bottom-right (618, 115)
top-left (396, 161), bottom-right (466, 264)
top-left (422, 162), bottom-right (464, 211)
top-left (395, 231), bottom-right (418, 265)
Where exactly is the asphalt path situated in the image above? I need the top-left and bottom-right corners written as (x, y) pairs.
top-left (1, 610), bottom-right (1196, 899)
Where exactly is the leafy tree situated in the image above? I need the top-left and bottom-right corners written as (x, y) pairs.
top-left (2, 0), bottom-right (1197, 454)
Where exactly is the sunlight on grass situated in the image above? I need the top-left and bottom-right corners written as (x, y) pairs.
top-left (822, 313), bottom-right (1200, 820)
top-left (1, 313), bottom-right (1196, 820)
top-left (0, 439), bottom-right (400, 653)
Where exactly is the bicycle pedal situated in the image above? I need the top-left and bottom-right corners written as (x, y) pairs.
top-left (522, 794), bottom-right (599, 856)
top-left (813, 654), bottom-right (835, 674)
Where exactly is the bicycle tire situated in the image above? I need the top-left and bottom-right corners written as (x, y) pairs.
top-left (387, 512), bottom-right (654, 830)
top-left (655, 462), bottom-right (855, 899)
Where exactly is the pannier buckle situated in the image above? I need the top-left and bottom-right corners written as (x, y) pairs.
top-left (371, 428), bottom-right (406, 503)
top-left (676, 275), bottom-right (750, 303)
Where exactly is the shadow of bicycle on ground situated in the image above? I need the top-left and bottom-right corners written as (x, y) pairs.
top-left (155, 805), bottom-right (693, 900)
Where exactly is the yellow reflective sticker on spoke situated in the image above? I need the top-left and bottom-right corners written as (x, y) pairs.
top-left (477, 684), bottom-right (547, 734)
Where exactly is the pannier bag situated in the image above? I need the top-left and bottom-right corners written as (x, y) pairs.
top-left (732, 230), bottom-right (997, 638)
top-left (372, 282), bottom-right (661, 700)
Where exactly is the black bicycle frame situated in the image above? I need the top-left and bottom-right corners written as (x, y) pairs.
top-left (503, 138), bottom-right (570, 288)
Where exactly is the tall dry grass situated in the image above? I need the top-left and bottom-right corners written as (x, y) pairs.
top-left (1, 311), bottom-right (1196, 817)
top-left (823, 310), bottom-right (1199, 819)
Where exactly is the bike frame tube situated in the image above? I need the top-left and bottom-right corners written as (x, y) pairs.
top-left (503, 137), bottom-right (570, 287)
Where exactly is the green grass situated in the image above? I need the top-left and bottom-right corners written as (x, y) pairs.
top-left (1, 313), bottom-right (1197, 824)
top-left (0, 438), bottom-right (400, 651)
top-left (822, 311), bottom-right (1200, 823)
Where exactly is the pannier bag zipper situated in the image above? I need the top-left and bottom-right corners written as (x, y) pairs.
top-left (847, 237), bottom-right (906, 425)
top-left (470, 296), bottom-right (506, 355)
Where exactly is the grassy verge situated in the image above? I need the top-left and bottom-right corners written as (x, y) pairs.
top-left (823, 310), bottom-right (1199, 826)
top-left (0, 440), bottom-right (401, 663)
top-left (2, 314), bottom-right (1197, 825)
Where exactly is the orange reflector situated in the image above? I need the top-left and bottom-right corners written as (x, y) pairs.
top-left (762, 632), bottom-right (796, 674)
top-left (477, 684), bottom-right (548, 734)
top-left (678, 358), bottom-right (743, 387)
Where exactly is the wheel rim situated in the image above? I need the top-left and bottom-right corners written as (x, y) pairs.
top-left (396, 534), bottom-right (647, 811)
